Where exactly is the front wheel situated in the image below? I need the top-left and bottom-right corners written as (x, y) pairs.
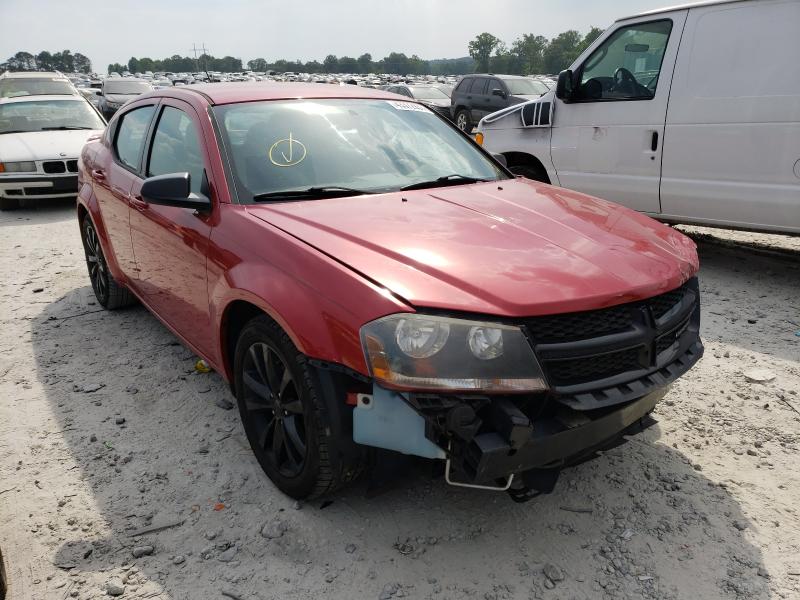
top-left (455, 109), bottom-right (472, 133)
top-left (234, 316), bottom-right (349, 499)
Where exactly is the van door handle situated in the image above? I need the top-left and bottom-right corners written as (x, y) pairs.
top-left (129, 194), bottom-right (148, 210)
top-left (651, 131), bottom-right (659, 152)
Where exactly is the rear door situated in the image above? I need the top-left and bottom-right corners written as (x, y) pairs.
top-left (550, 13), bottom-right (686, 213)
top-left (469, 77), bottom-right (490, 122)
top-left (91, 102), bottom-right (157, 278)
top-left (128, 98), bottom-right (214, 348)
top-left (660, 0), bottom-right (800, 232)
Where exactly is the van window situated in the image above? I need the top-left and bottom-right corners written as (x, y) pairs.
top-left (577, 20), bottom-right (673, 101)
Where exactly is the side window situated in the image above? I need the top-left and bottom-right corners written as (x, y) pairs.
top-left (455, 78), bottom-right (471, 93)
top-left (114, 105), bottom-right (156, 170)
top-left (488, 78), bottom-right (504, 96)
top-left (472, 78), bottom-right (489, 95)
top-left (147, 106), bottom-right (204, 194)
top-left (577, 20), bottom-right (673, 101)
top-left (400, 88), bottom-right (413, 98)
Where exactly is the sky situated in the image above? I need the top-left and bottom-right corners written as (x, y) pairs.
top-left (1, 0), bottom-right (670, 73)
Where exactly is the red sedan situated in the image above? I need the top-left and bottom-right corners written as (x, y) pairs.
top-left (77, 83), bottom-right (703, 501)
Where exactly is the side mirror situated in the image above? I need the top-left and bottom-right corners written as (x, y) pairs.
top-left (140, 172), bottom-right (211, 211)
top-left (555, 69), bottom-right (574, 101)
top-left (491, 88), bottom-right (506, 98)
top-left (97, 90), bottom-right (104, 96)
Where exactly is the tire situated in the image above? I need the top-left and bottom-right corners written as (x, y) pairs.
top-left (234, 315), bottom-right (353, 499)
top-left (454, 109), bottom-right (472, 133)
top-left (80, 216), bottom-right (136, 309)
top-left (509, 163), bottom-right (550, 183)
top-left (0, 197), bottom-right (20, 211)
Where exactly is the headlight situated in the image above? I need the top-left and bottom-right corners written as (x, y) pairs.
top-left (0, 161), bottom-right (37, 173)
top-left (360, 313), bottom-right (547, 392)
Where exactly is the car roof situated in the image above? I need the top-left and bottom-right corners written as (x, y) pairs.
top-left (617, 0), bottom-right (747, 20)
top-left (160, 82), bottom-right (406, 106)
top-left (0, 71), bottom-right (69, 79)
top-left (0, 94), bottom-right (86, 105)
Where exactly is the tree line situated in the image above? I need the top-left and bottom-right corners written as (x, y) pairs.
top-left (0, 50), bottom-right (92, 74)
top-left (468, 28), bottom-right (604, 75)
top-left (108, 54), bottom-right (244, 75)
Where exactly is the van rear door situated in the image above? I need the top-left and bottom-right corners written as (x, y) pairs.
top-left (550, 11), bottom-right (687, 213)
top-left (659, 0), bottom-right (800, 233)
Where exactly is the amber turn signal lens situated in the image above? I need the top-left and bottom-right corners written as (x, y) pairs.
top-left (0, 163), bottom-right (5, 173)
top-left (475, 132), bottom-right (484, 146)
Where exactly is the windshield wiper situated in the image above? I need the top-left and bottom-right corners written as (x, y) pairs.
top-left (0, 130), bottom-right (29, 135)
top-left (40, 126), bottom-right (95, 131)
top-left (252, 186), bottom-right (372, 202)
top-left (399, 174), bottom-right (489, 191)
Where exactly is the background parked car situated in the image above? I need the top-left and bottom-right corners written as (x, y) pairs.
top-left (98, 78), bottom-right (152, 118)
top-left (385, 83), bottom-right (452, 119)
top-left (451, 74), bottom-right (549, 132)
top-left (0, 71), bottom-right (78, 98)
top-left (0, 94), bottom-right (105, 210)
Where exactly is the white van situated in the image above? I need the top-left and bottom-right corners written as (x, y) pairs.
top-left (477, 0), bottom-right (800, 234)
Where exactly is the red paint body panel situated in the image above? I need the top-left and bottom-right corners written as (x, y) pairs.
top-left (77, 84), bottom-right (699, 384)
top-left (247, 179), bottom-right (698, 317)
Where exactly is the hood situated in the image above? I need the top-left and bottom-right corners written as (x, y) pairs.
top-left (105, 93), bottom-right (140, 103)
top-left (246, 179), bottom-right (698, 317)
top-left (420, 99), bottom-right (451, 108)
top-left (0, 129), bottom-right (104, 162)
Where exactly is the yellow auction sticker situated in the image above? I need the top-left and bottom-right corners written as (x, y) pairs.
top-left (268, 132), bottom-right (307, 167)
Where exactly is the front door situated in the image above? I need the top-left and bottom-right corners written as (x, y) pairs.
top-left (128, 99), bottom-right (214, 349)
top-left (550, 13), bottom-right (686, 213)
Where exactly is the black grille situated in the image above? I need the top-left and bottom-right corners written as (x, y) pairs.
top-left (66, 160), bottom-right (78, 173)
top-left (43, 161), bottom-right (66, 174)
top-left (546, 346), bottom-right (643, 384)
top-left (527, 279), bottom-right (699, 392)
top-left (527, 304), bottom-right (631, 343)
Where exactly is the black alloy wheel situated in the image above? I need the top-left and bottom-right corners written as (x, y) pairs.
top-left (240, 341), bottom-right (307, 478)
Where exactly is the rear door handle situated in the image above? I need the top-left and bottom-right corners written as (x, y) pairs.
top-left (91, 169), bottom-right (105, 180)
top-left (651, 131), bottom-right (659, 152)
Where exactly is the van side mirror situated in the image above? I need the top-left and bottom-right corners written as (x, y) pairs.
top-left (491, 88), bottom-right (506, 98)
top-left (555, 69), bottom-right (574, 101)
top-left (141, 172), bottom-right (211, 211)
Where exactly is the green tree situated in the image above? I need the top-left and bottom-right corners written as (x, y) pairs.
top-left (511, 34), bottom-right (548, 74)
top-left (248, 58), bottom-right (268, 71)
top-left (357, 53), bottom-right (372, 74)
top-left (338, 56), bottom-right (358, 73)
top-left (304, 60), bottom-right (322, 73)
top-left (468, 32), bottom-right (502, 72)
top-left (127, 57), bottom-right (139, 73)
top-left (107, 63), bottom-right (126, 75)
top-left (36, 51), bottom-right (53, 70)
top-left (543, 30), bottom-right (582, 73)
top-left (323, 54), bottom-right (338, 73)
top-left (578, 26), bottom-right (605, 53)
top-left (74, 52), bottom-right (91, 73)
top-left (383, 52), bottom-right (410, 74)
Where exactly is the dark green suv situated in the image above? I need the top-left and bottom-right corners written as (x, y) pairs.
top-left (450, 74), bottom-right (550, 132)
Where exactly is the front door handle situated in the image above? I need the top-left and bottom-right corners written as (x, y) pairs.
top-left (129, 194), bottom-right (149, 210)
top-left (651, 131), bottom-right (659, 152)
top-left (91, 169), bottom-right (105, 180)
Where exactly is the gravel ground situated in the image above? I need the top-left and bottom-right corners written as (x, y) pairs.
top-left (1, 201), bottom-right (799, 600)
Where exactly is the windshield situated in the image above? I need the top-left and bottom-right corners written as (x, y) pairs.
top-left (504, 78), bottom-right (549, 96)
top-left (0, 78), bottom-right (75, 98)
top-left (0, 99), bottom-right (105, 133)
top-left (214, 99), bottom-right (506, 202)
top-left (409, 86), bottom-right (450, 100)
top-left (104, 81), bottom-right (151, 95)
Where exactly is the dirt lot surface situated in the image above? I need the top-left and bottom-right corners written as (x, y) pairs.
top-left (1, 202), bottom-right (799, 600)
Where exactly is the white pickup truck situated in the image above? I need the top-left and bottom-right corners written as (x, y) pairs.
top-left (477, 0), bottom-right (800, 235)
